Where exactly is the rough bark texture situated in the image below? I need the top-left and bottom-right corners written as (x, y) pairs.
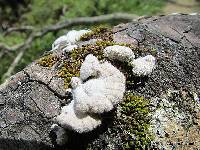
top-left (0, 14), bottom-right (200, 150)
top-left (119, 14), bottom-right (200, 97)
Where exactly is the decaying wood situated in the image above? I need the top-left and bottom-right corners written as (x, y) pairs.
top-left (0, 14), bottom-right (200, 150)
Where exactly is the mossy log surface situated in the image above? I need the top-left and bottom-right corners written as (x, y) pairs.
top-left (0, 14), bottom-right (200, 150)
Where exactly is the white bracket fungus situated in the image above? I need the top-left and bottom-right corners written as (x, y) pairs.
top-left (52, 29), bottom-right (91, 51)
top-left (56, 100), bottom-right (102, 133)
top-left (74, 54), bottom-right (126, 114)
top-left (104, 45), bottom-right (135, 62)
top-left (56, 54), bottom-right (126, 134)
top-left (131, 55), bottom-right (156, 76)
top-left (79, 54), bottom-right (100, 81)
top-left (103, 45), bottom-right (156, 76)
top-left (52, 39), bottom-right (156, 144)
top-left (62, 44), bottom-right (78, 52)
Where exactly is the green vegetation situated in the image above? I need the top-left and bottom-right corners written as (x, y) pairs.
top-left (60, 0), bottom-right (164, 18)
top-left (119, 93), bottom-right (152, 149)
top-left (37, 54), bottom-right (58, 68)
top-left (80, 25), bottom-right (113, 41)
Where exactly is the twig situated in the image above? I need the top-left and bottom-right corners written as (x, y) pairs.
top-left (1, 33), bottom-right (36, 79)
top-left (2, 49), bottom-right (26, 80)
top-left (37, 13), bottom-right (138, 37)
top-left (0, 43), bottom-right (24, 52)
top-left (0, 51), bottom-right (5, 60)
top-left (3, 26), bottom-right (34, 36)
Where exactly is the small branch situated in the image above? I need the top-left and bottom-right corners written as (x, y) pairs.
top-left (3, 26), bottom-right (34, 36)
top-left (0, 43), bottom-right (24, 52)
top-left (0, 51), bottom-right (5, 60)
top-left (2, 49), bottom-right (26, 80)
top-left (1, 33), bottom-right (36, 80)
top-left (62, 5), bottom-right (68, 15)
top-left (38, 13), bottom-right (139, 37)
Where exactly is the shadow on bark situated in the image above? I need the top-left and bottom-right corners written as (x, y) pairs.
top-left (0, 138), bottom-right (54, 150)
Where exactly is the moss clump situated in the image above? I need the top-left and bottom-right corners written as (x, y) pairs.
top-left (37, 54), bottom-right (58, 67)
top-left (58, 61), bottom-right (81, 89)
top-left (118, 93), bottom-right (152, 149)
top-left (80, 25), bottom-right (113, 41)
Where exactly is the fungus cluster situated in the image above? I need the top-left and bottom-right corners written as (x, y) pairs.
top-left (56, 54), bottom-right (126, 133)
top-left (50, 29), bottom-right (156, 145)
top-left (104, 45), bottom-right (156, 76)
top-left (52, 29), bottom-right (91, 52)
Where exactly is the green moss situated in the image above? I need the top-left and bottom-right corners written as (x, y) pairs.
top-left (37, 54), bottom-right (58, 67)
top-left (58, 61), bottom-right (81, 89)
top-left (80, 25), bottom-right (113, 41)
top-left (119, 93), bottom-right (153, 149)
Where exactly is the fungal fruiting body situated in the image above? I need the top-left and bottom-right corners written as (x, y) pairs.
top-left (52, 35), bottom-right (68, 49)
top-left (131, 55), bottom-right (156, 76)
top-left (63, 44), bottom-right (78, 52)
top-left (65, 30), bottom-right (91, 44)
top-left (79, 54), bottom-right (100, 81)
top-left (56, 54), bottom-right (126, 133)
top-left (104, 45), bottom-right (135, 62)
top-left (56, 46), bottom-right (156, 134)
top-left (52, 29), bottom-right (91, 50)
top-left (56, 101), bottom-right (101, 133)
top-left (103, 45), bottom-right (156, 76)
top-left (52, 31), bottom-right (156, 143)
top-left (74, 54), bottom-right (126, 114)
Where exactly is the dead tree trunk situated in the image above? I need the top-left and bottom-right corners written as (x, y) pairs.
top-left (0, 14), bottom-right (200, 150)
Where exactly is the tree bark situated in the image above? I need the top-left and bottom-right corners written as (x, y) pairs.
top-left (0, 14), bottom-right (200, 150)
